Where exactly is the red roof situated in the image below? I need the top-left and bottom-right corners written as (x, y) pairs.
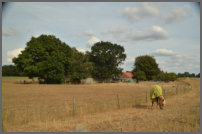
top-left (120, 72), bottom-right (133, 78)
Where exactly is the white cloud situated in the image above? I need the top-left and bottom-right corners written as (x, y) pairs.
top-left (123, 3), bottom-right (192, 24)
top-left (129, 26), bottom-right (169, 41)
top-left (151, 49), bottom-right (176, 57)
top-left (163, 5), bottom-right (191, 24)
top-left (102, 26), bottom-right (169, 43)
top-left (150, 49), bottom-right (200, 73)
top-left (121, 57), bottom-right (135, 71)
top-left (77, 30), bottom-right (94, 37)
top-left (77, 48), bottom-right (87, 53)
top-left (101, 26), bottom-right (128, 42)
top-left (123, 2), bottom-right (160, 22)
top-left (86, 36), bottom-right (100, 47)
top-left (3, 28), bottom-right (19, 37)
top-left (7, 48), bottom-right (24, 63)
top-left (102, 26), bottom-right (126, 35)
top-left (125, 57), bottom-right (135, 63)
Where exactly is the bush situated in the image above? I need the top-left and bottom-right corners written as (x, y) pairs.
top-left (2, 65), bottom-right (19, 76)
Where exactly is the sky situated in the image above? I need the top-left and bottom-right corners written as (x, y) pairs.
top-left (2, 2), bottom-right (200, 74)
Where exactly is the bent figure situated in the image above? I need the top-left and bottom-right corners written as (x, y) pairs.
top-left (150, 85), bottom-right (165, 109)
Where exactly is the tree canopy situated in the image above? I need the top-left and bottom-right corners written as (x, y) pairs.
top-left (132, 55), bottom-right (160, 80)
top-left (177, 72), bottom-right (200, 78)
top-left (89, 41), bottom-right (126, 81)
top-left (10, 34), bottom-right (198, 84)
top-left (13, 34), bottom-right (73, 83)
top-left (133, 70), bottom-right (146, 83)
top-left (68, 48), bottom-right (93, 83)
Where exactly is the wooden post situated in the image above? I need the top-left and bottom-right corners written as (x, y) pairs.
top-left (117, 94), bottom-right (120, 109)
top-left (72, 97), bottom-right (76, 116)
top-left (163, 89), bottom-right (165, 99)
top-left (176, 86), bottom-right (178, 95)
top-left (146, 91), bottom-right (148, 102)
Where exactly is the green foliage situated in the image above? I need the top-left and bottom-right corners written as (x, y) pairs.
top-left (156, 71), bottom-right (166, 81)
top-left (196, 73), bottom-right (200, 78)
top-left (132, 55), bottom-right (160, 80)
top-left (13, 34), bottom-right (73, 83)
top-left (37, 53), bottom-right (65, 84)
top-left (177, 73), bottom-right (185, 78)
top-left (184, 72), bottom-right (190, 77)
top-left (190, 73), bottom-right (196, 77)
top-left (133, 70), bottom-right (146, 82)
top-left (68, 48), bottom-right (93, 83)
top-left (89, 41), bottom-right (126, 81)
top-left (152, 71), bottom-right (177, 82)
top-left (164, 72), bottom-right (177, 81)
top-left (132, 55), bottom-right (178, 82)
top-left (2, 65), bottom-right (20, 76)
top-left (177, 72), bottom-right (199, 78)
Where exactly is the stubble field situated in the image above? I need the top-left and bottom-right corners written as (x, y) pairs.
top-left (2, 77), bottom-right (200, 132)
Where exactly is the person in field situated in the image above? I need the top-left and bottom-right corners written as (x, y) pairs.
top-left (150, 85), bottom-right (165, 109)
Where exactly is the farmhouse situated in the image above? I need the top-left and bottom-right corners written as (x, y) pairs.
top-left (119, 72), bottom-right (134, 82)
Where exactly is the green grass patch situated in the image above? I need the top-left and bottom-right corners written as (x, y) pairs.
top-left (2, 76), bottom-right (29, 80)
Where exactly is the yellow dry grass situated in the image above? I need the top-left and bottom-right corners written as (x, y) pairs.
top-left (2, 77), bottom-right (200, 132)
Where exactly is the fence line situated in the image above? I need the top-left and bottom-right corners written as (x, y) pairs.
top-left (70, 81), bottom-right (192, 118)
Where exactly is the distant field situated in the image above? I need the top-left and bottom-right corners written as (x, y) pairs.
top-left (2, 77), bottom-right (200, 132)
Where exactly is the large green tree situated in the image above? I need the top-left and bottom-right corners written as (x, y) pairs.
top-left (13, 34), bottom-right (73, 84)
top-left (133, 70), bottom-right (146, 83)
top-left (89, 41), bottom-right (126, 81)
top-left (68, 48), bottom-right (93, 83)
top-left (132, 55), bottom-right (160, 80)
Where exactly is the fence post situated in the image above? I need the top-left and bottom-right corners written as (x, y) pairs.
top-left (117, 94), bottom-right (120, 109)
top-left (176, 86), bottom-right (178, 95)
top-left (72, 97), bottom-right (76, 116)
top-left (163, 89), bottom-right (166, 99)
top-left (146, 91), bottom-right (148, 103)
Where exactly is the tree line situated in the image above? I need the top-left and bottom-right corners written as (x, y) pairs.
top-left (131, 55), bottom-right (200, 82)
top-left (6, 35), bottom-right (126, 84)
top-left (177, 72), bottom-right (200, 78)
top-left (2, 34), bottom-right (200, 84)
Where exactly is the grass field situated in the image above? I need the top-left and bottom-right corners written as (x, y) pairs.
top-left (2, 77), bottom-right (200, 132)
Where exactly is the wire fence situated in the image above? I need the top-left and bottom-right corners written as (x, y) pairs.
top-left (72, 81), bottom-right (193, 132)
top-left (71, 81), bottom-right (192, 117)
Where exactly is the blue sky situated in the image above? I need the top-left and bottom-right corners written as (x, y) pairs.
top-left (2, 2), bottom-right (200, 74)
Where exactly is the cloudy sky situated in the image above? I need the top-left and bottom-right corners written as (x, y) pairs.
top-left (2, 2), bottom-right (200, 74)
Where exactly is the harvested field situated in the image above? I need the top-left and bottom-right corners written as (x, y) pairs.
top-left (2, 77), bottom-right (200, 132)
